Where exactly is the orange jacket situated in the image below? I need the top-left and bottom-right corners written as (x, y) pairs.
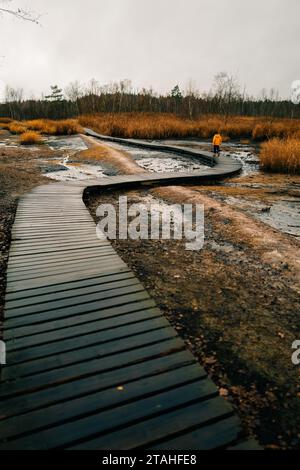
top-left (213, 134), bottom-right (222, 146)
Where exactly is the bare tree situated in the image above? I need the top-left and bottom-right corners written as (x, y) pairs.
top-left (65, 81), bottom-right (83, 115)
top-left (65, 81), bottom-right (83, 102)
top-left (5, 84), bottom-right (23, 119)
top-left (185, 79), bottom-right (198, 119)
top-left (213, 72), bottom-right (241, 124)
top-left (0, 0), bottom-right (40, 23)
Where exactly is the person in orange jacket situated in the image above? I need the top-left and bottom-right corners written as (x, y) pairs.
top-left (212, 133), bottom-right (222, 155)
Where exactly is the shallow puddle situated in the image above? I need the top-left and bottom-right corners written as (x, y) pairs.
top-left (0, 137), bottom-right (20, 148)
top-left (107, 142), bottom-right (208, 173)
top-left (221, 194), bottom-right (300, 237)
top-left (156, 139), bottom-right (259, 176)
top-left (45, 154), bottom-right (108, 182)
top-left (44, 136), bottom-right (109, 181)
top-left (136, 156), bottom-right (207, 173)
top-left (46, 136), bottom-right (88, 152)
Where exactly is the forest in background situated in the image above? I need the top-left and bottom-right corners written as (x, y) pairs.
top-left (1, 74), bottom-right (300, 121)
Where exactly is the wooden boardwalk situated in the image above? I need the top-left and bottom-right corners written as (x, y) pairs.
top-left (0, 136), bottom-right (257, 450)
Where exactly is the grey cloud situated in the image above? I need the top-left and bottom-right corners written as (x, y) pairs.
top-left (0, 0), bottom-right (299, 100)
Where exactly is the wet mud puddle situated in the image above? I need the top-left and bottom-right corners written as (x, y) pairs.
top-left (155, 139), bottom-right (259, 176)
top-left (221, 194), bottom-right (300, 237)
top-left (107, 142), bottom-right (208, 173)
top-left (44, 136), bottom-right (108, 181)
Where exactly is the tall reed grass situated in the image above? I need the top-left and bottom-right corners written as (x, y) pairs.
top-left (5, 119), bottom-right (82, 136)
top-left (79, 113), bottom-right (300, 141)
top-left (260, 138), bottom-right (300, 174)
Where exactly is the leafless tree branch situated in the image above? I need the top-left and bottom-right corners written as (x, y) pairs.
top-left (0, 1), bottom-right (40, 24)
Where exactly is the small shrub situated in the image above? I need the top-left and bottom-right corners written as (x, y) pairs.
top-left (19, 131), bottom-right (43, 145)
top-left (53, 119), bottom-right (83, 135)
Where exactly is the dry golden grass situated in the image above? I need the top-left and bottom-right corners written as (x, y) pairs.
top-left (19, 131), bottom-right (43, 145)
top-left (8, 122), bottom-right (27, 134)
top-left (260, 138), bottom-right (300, 174)
top-left (6, 119), bottom-right (83, 136)
top-left (79, 113), bottom-right (300, 141)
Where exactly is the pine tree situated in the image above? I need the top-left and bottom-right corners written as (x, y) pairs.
top-left (45, 85), bottom-right (64, 102)
top-left (171, 85), bottom-right (183, 99)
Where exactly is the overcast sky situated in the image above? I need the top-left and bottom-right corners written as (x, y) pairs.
top-left (0, 0), bottom-right (299, 100)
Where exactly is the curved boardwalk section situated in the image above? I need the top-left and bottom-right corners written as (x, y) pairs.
top-left (0, 136), bottom-right (255, 450)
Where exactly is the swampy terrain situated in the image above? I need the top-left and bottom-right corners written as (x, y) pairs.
top-left (0, 129), bottom-right (299, 449)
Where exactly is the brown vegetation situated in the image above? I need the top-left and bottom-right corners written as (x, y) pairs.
top-left (260, 138), bottom-right (300, 174)
top-left (8, 122), bottom-right (27, 134)
top-left (79, 113), bottom-right (300, 141)
top-left (1, 119), bottom-right (83, 136)
top-left (19, 130), bottom-right (43, 145)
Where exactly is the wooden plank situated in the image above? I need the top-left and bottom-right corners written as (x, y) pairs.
top-left (6, 265), bottom-right (129, 293)
top-left (4, 299), bottom-right (157, 340)
top-left (6, 260), bottom-right (125, 285)
top-left (0, 336), bottom-right (183, 399)
top-left (7, 307), bottom-right (162, 352)
top-left (5, 268), bottom-right (132, 300)
top-left (7, 246), bottom-right (112, 266)
top-left (5, 277), bottom-right (141, 313)
top-left (7, 249), bottom-right (115, 270)
top-left (68, 397), bottom-right (234, 450)
top-left (4, 290), bottom-right (150, 330)
top-left (0, 364), bottom-right (204, 441)
top-left (4, 319), bottom-right (171, 380)
top-left (5, 283), bottom-right (146, 320)
top-left (0, 381), bottom-right (220, 450)
top-left (151, 415), bottom-right (241, 450)
top-left (6, 255), bottom-right (121, 281)
top-left (5, 271), bottom-right (135, 307)
top-left (0, 348), bottom-right (192, 420)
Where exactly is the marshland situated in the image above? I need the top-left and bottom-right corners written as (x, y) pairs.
top-left (0, 0), bottom-right (299, 453)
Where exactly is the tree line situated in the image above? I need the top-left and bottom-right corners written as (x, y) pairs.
top-left (1, 74), bottom-right (299, 121)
